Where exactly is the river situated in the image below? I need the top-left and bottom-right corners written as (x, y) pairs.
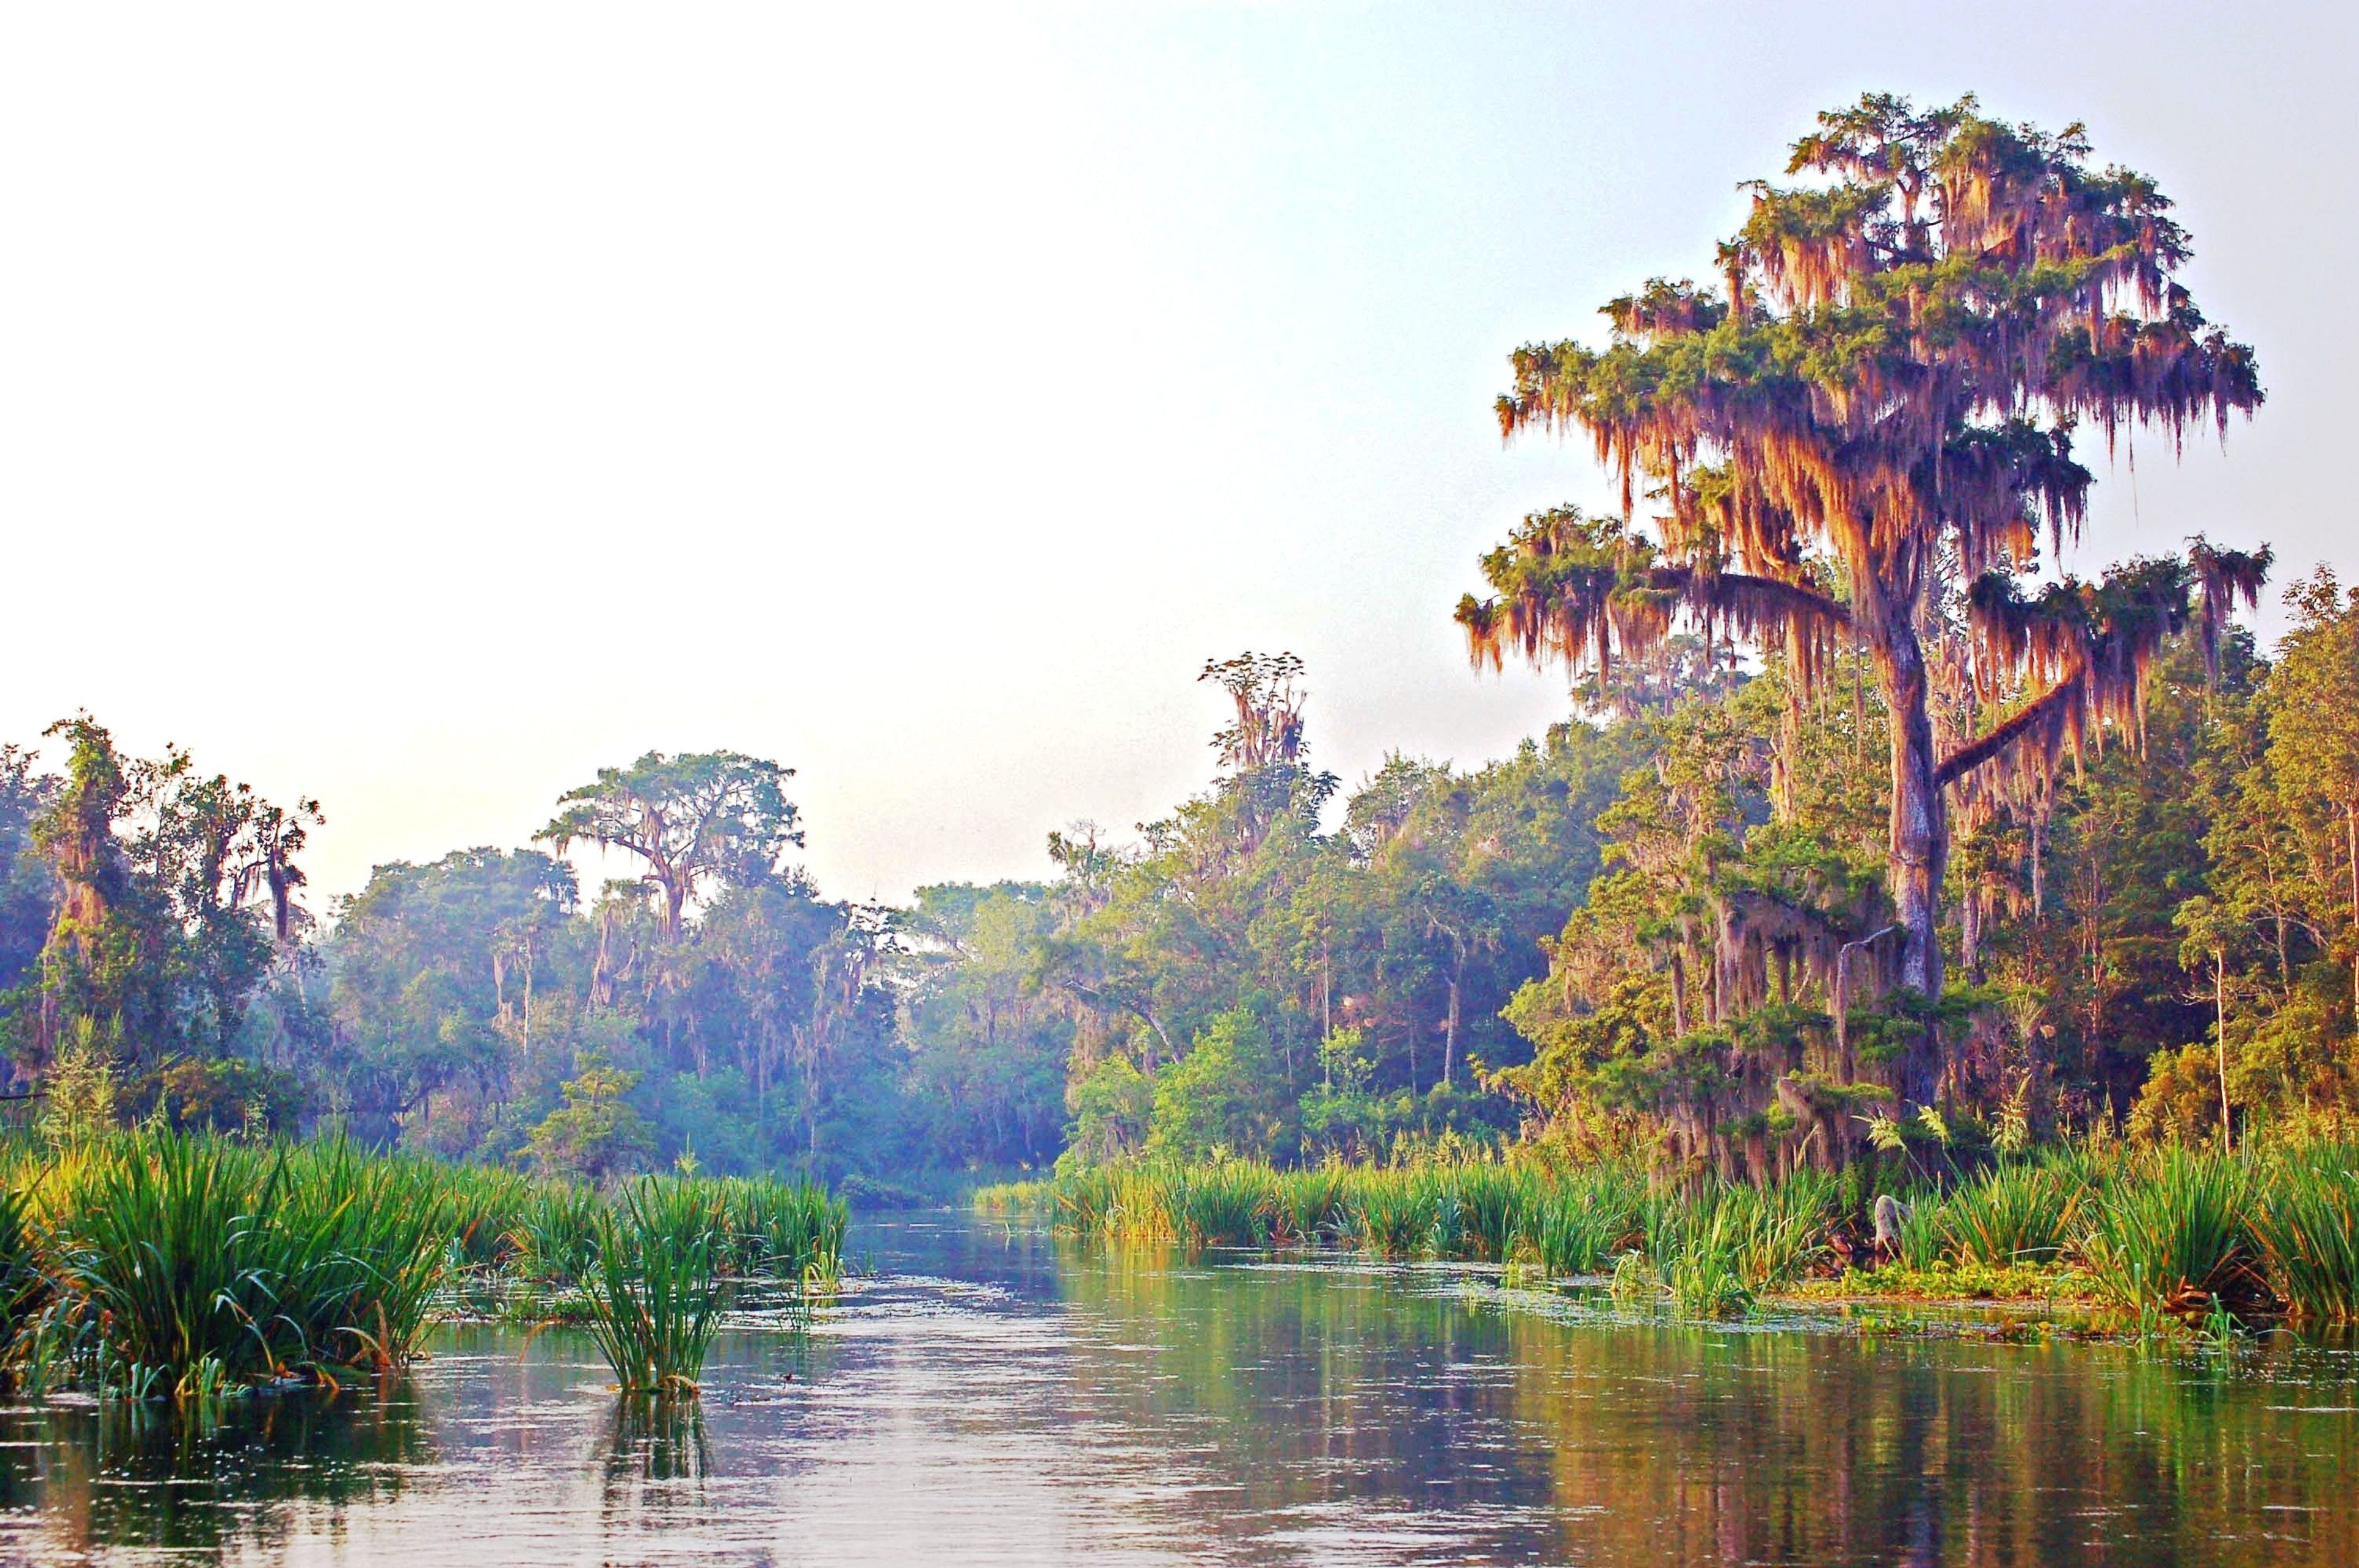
top-left (3, 1211), bottom-right (2356, 1565)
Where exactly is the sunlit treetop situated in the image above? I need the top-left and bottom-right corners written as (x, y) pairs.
top-left (1458, 93), bottom-right (2272, 1086)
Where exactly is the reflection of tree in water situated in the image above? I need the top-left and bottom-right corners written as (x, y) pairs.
top-left (0, 1378), bottom-right (434, 1559)
top-left (1055, 1242), bottom-right (1549, 1523)
top-left (1501, 1317), bottom-right (2359, 1567)
top-left (1057, 1245), bottom-right (2359, 1567)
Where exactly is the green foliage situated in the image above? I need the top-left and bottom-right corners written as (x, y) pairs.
top-left (2076, 1147), bottom-right (2261, 1315)
top-left (0, 1184), bottom-right (46, 1383)
top-left (51, 1135), bottom-right (453, 1394)
top-left (715, 1174), bottom-right (848, 1287)
top-left (577, 1179), bottom-right (729, 1397)
top-left (1162, 1162), bottom-right (1274, 1249)
top-left (2248, 1145), bottom-right (2359, 1323)
top-left (1148, 1010), bottom-right (1286, 1162)
top-left (526, 1055), bottom-right (655, 1184)
top-left (1935, 1161), bottom-right (2091, 1267)
top-left (1529, 1165), bottom-right (1646, 1276)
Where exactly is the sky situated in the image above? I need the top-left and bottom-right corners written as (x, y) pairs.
top-left (1, 2), bottom-right (2350, 911)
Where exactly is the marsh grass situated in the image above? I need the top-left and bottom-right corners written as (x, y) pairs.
top-left (509, 1184), bottom-right (604, 1283)
top-left (2077, 1147), bottom-right (2263, 1316)
top-left (0, 1185), bottom-right (47, 1387)
top-left (50, 1135), bottom-right (454, 1394)
top-left (0, 1132), bottom-right (847, 1403)
top-left (576, 1179), bottom-right (729, 1397)
top-left (1270, 1167), bottom-right (1346, 1245)
top-left (1164, 1164), bottom-right (1272, 1249)
top-left (2250, 1145), bottom-right (2359, 1322)
top-left (1940, 1161), bottom-right (2087, 1266)
top-left (718, 1176), bottom-right (848, 1287)
top-left (1344, 1177), bottom-right (1433, 1258)
top-left (995, 1141), bottom-right (2359, 1332)
top-left (1531, 1167), bottom-right (1643, 1276)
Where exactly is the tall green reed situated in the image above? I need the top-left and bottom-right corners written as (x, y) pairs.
top-left (2077, 1146), bottom-right (2261, 1315)
top-left (2250, 1145), bottom-right (2359, 1322)
top-left (577, 1179), bottom-right (729, 1397)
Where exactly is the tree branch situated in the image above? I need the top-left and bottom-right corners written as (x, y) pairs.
top-left (1935, 668), bottom-right (2083, 789)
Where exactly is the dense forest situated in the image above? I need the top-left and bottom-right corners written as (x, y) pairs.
top-left (1, 568), bottom-right (2351, 1190)
top-left (2, 97), bottom-right (2353, 1190)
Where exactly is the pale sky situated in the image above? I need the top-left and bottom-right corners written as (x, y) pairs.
top-left (1, 3), bottom-right (2349, 910)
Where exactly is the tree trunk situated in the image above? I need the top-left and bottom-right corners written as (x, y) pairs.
top-left (2347, 800), bottom-right (2358, 1022)
top-left (2215, 950), bottom-right (2232, 1152)
top-left (1875, 608), bottom-right (1948, 1106)
top-left (1442, 966), bottom-right (1461, 1090)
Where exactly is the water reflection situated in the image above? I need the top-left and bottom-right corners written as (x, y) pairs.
top-left (0, 1214), bottom-right (2353, 1565)
top-left (0, 1377), bottom-right (431, 1561)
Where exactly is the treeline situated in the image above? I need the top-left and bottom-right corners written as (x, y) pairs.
top-left (0, 655), bottom-right (1637, 1186)
top-left (1, 569), bottom-right (2350, 1187)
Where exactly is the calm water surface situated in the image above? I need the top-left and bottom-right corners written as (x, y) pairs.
top-left (2, 1212), bottom-right (2357, 1566)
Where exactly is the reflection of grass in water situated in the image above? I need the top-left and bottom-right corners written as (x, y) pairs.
top-left (16, 1379), bottom-right (434, 1557)
top-left (603, 1394), bottom-right (713, 1491)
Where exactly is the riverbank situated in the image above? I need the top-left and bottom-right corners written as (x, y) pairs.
top-left (979, 1144), bottom-right (2359, 1336)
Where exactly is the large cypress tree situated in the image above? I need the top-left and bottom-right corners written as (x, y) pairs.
top-left (1459, 95), bottom-right (2269, 1102)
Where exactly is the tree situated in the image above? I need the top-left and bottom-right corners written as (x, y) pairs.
top-left (20, 717), bottom-right (319, 1090)
top-left (0, 749), bottom-right (59, 1064)
top-left (1460, 95), bottom-right (2267, 1102)
top-left (1146, 1008), bottom-right (1285, 1161)
top-left (2263, 568), bottom-right (2359, 1017)
top-left (537, 751), bottom-right (802, 939)
top-left (324, 848), bottom-right (580, 1144)
top-left (526, 1053), bottom-right (654, 1184)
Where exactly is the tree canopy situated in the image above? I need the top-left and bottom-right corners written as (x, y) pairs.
top-left (1459, 93), bottom-right (2269, 1102)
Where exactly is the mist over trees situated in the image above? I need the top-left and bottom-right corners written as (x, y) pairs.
top-left (0, 96), bottom-right (2347, 1187)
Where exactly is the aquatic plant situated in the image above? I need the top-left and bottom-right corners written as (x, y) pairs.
top-left (0, 1184), bottom-right (47, 1386)
top-left (272, 1142), bottom-right (457, 1370)
top-left (1270, 1166), bottom-right (1346, 1245)
top-left (2077, 1148), bottom-right (2263, 1317)
top-left (719, 1176), bottom-right (849, 1286)
top-left (51, 1136), bottom-right (463, 1393)
top-left (1165, 1163), bottom-right (1273, 1250)
top-left (2249, 1146), bottom-right (2359, 1322)
top-left (577, 1179), bottom-right (729, 1397)
top-left (1446, 1164), bottom-right (1534, 1263)
top-left (1936, 1161), bottom-right (2089, 1268)
top-left (1530, 1168), bottom-right (1645, 1277)
top-left (1344, 1177), bottom-right (1432, 1258)
top-left (508, 1183), bottom-right (605, 1284)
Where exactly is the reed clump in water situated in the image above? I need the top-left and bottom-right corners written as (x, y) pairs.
top-left (39, 1134), bottom-right (456, 1396)
top-left (716, 1175), bottom-right (849, 1288)
top-left (2250, 1144), bottom-right (2359, 1324)
top-left (577, 1179), bottom-right (730, 1397)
